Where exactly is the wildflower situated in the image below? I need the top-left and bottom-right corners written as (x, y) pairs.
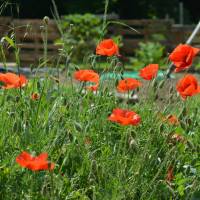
top-left (31, 93), bottom-right (40, 100)
top-left (139, 64), bottom-right (159, 80)
top-left (176, 74), bottom-right (200, 99)
top-left (0, 72), bottom-right (28, 89)
top-left (171, 133), bottom-right (185, 143)
top-left (162, 114), bottom-right (179, 126)
top-left (166, 165), bottom-right (174, 183)
top-left (96, 39), bottom-right (119, 56)
top-left (117, 78), bottom-right (142, 93)
top-left (108, 108), bottom-right (141, 126)
top-left (169, 44), bottom-right (199, 72)
top-left (74, 70), bottom-right (99, 91)
top-left (167, 115), bottom-right (179, 125)
top-left (16, 151), bottom-right (54, 171)
top-left (74, 70), bottom-right (99, 83)
top-left (167, 133), bottom-right (186, 145)
top-left (84, 136), bottom-right (92, 145)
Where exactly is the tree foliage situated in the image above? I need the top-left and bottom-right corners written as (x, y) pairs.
top-left (0, 0), bottom-right (196, 23)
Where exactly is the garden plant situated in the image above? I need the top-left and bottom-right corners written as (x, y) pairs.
top-left (1, 2), bottom-right (200, 200)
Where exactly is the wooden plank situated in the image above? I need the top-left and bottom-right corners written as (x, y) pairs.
top-left (109, 27), bottom-right (146, 36)
top-left (9, 51), bottom-right (57, 62)
top-left (3, 17), bottom-right (200, 63)
top-left (121, 39), bottom-right (143, 54)
top-left (0, 17), bottom-right (12, 37)
top-left (17, 43), bottom-right (60, 50)
top-left (15, 32), bottom-right (60, 41)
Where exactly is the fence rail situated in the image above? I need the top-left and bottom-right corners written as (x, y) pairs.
top-left (0, 17), bottom-right (199, 65)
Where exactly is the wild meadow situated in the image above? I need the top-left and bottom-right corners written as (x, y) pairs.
top-left (1, 2), bottom-right (200, 200)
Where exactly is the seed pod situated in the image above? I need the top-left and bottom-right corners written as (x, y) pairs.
top-left (129, 137), bottom-right (138, 151)
top-left (43, 16), bottom-right (49, 25)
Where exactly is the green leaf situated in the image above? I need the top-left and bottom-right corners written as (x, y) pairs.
top-left (4, 36), bottom-right (15, 48)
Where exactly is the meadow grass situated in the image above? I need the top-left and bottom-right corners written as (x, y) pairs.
top-left (1, 1), bottom-right (200, 199)
top-left (0, 72), bottom-right (200, 199)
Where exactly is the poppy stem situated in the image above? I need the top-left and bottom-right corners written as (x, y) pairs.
top-left (0, 45), bottom-right (7, 72)
top-left (50, 171), bottom-right (54, 199)
top-left (127, 90), bottom-right (130, 106)
top-left (101, 0), bottom-right (109, 38)
top-left (166, 20), bottom-right (200, 78)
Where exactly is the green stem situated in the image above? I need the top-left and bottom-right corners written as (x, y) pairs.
top-left (0, 45), bottom-right (7, 71)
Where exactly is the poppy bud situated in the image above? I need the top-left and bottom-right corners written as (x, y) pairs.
top-left (43, 16), bottom-right (49, 25)
top-left (74, 122), bottom-right (82, 132)
top-left (166, 165), bottom-right (174, 183)
top-left (129, 137), bottom-right (138, 150)
top-left (31, 93), bottom-right (40, 100)
top-left (0, 37), bottom-right (5, 44)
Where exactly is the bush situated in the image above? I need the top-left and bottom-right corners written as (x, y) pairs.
top-left (56, 14), bottom-right (102, 62)
top-left (130, 34), bottom-right (166, 70)
top-left (131, 41), bottom-right (165, 70)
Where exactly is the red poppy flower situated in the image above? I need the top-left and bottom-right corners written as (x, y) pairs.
top-left (96, 39), bottom-right (119, 56)
top-left (74, 70), bottom-right (99, 91)
top-left (74, 70), bottom-right (99, 83)
top-left (16, 151), bottom-right (55, 171)
top-left (31, 93), bottom-right (40, 100)
top-left (108, 108), bottom-right (141, 126)
top-left (0, 72), bottom-right (28, 89)
top-left (117, 78), bottom-right (142, 93)
top-left (139, 64), bottom-right (159, 80)
top-left (176, 74), bottom-right (200, 99)
top-left (167, 115), bottom-right (179, 125)
top-left (162, 114), bottom-right (179, 126)
top-left (169, 44), bottom-right (199, 72)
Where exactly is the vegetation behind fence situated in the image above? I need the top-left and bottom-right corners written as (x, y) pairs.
top-left (0, 17), bottom-right (200, 66)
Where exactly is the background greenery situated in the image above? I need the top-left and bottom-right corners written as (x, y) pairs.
top-left (1, 69), bottom-right (200, 199)
top-left (1, 0), bottom-right (199, 23)
top-left (1, 1), bottom-right (200, 199)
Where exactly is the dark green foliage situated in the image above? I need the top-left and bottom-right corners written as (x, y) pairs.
top-left (131, 41), bottom-right (165, 70)
top-left (1, 0), bottom-right (197, 23)
top-left (56, 14), bottom-right (102, 62)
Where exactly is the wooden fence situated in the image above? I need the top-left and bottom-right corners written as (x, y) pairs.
top-left (170, 24), bottom-right (200, 48)
top-left (0, 17), bottom-right (200, 65)
top-left (9, 19), bottom-right (60, 64)
top-left (108, 19), bottom-right (173, 54)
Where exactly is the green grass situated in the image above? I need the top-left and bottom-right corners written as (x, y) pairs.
top-left (0, 74), bottom-right (200, 199)
top-left (1, 2), bottom-right (200, 198)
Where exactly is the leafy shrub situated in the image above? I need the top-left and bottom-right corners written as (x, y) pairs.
top-left (56, 14), bottom-right (102, 62)
top-left (131, 41), bottom-right (165, 69)
top-left (56, 13), bottom-right (123, 64)
top-left (130, 34), bottom-right (166, 70)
